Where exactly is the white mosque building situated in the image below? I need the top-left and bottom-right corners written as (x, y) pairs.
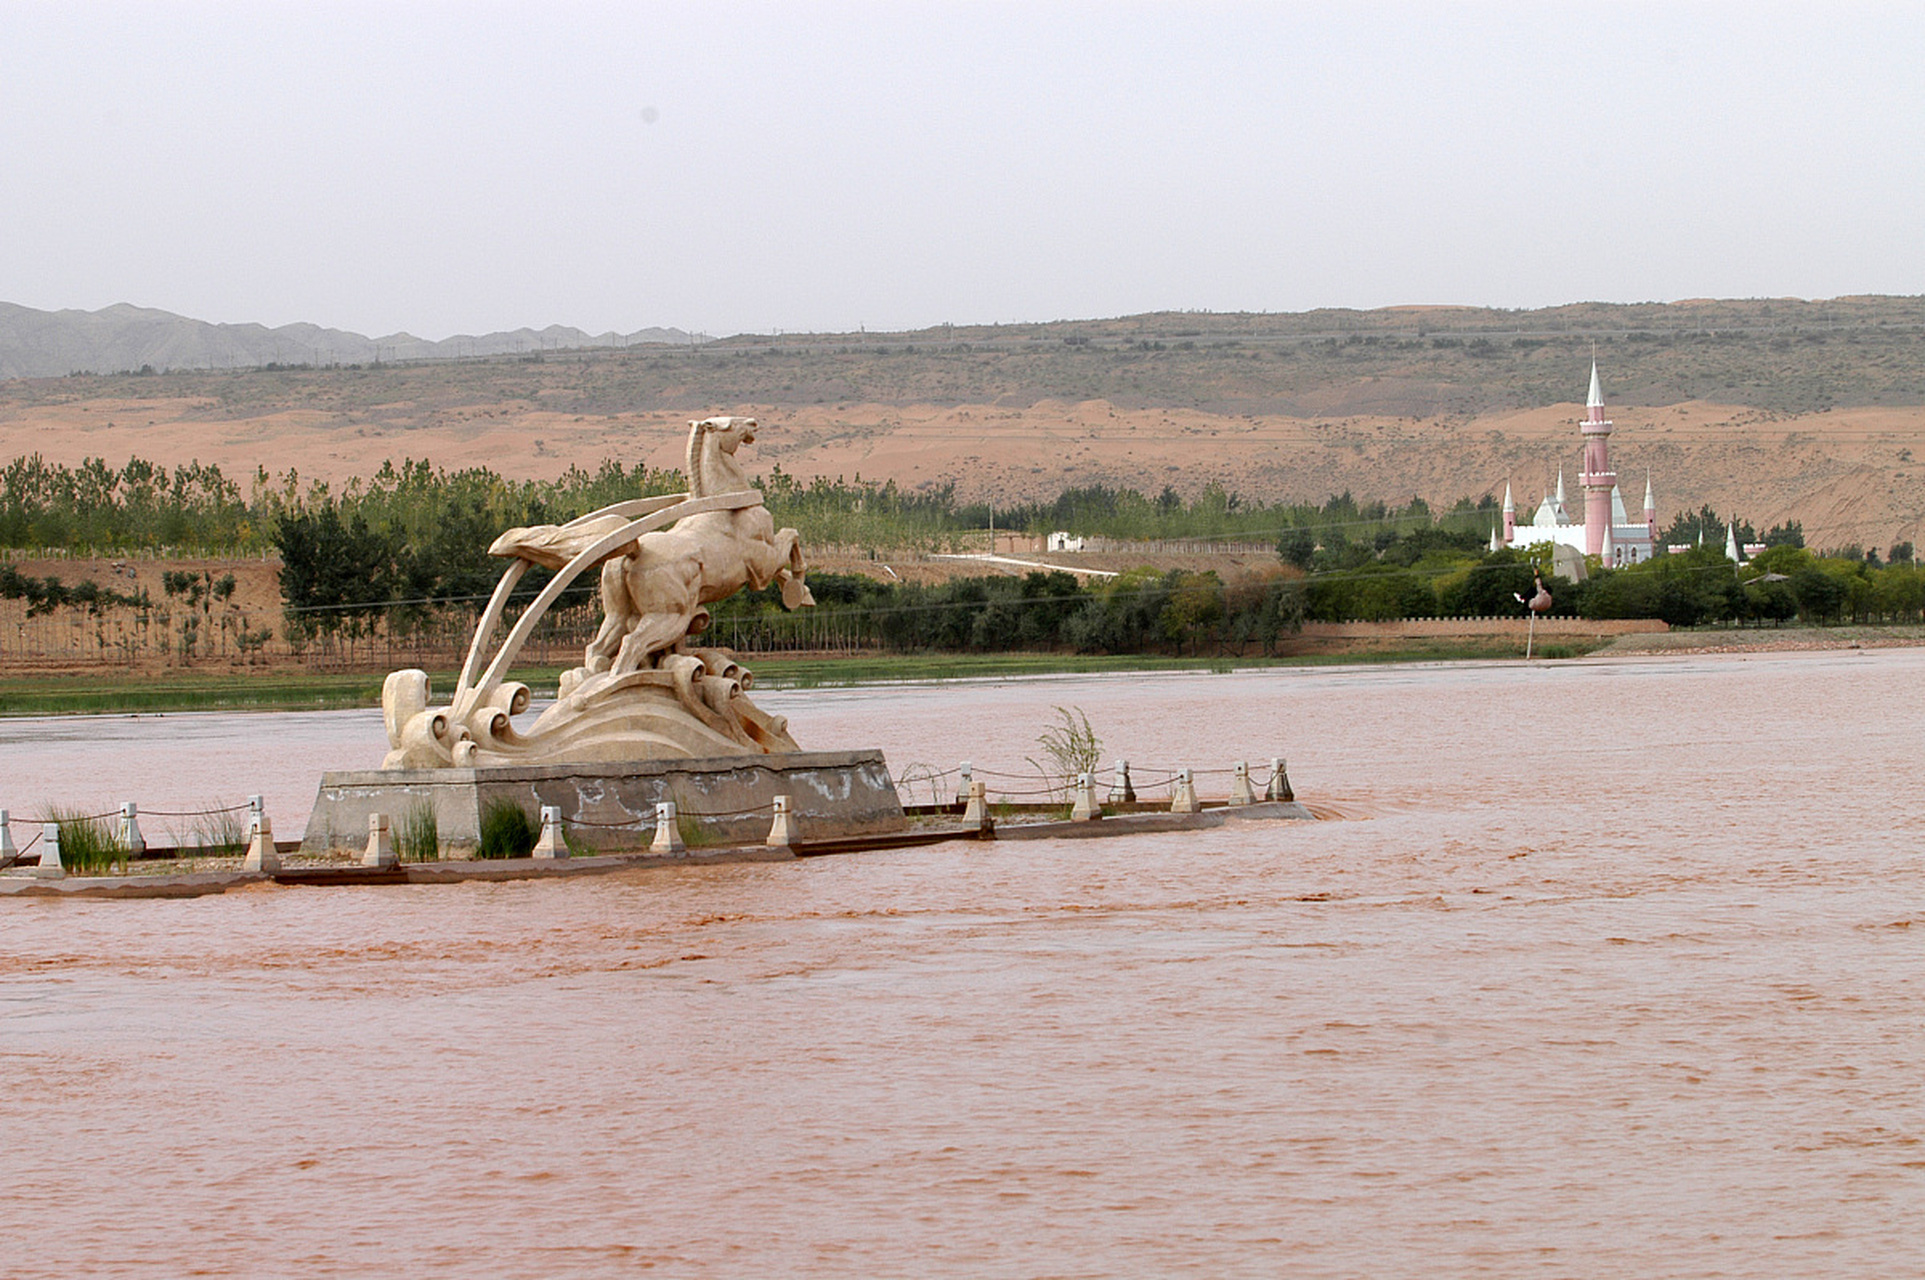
top-left (1492, 361), bottom-right (1657, 569)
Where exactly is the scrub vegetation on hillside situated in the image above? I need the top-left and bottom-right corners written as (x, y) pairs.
top-left (6, 296), bottom-right (1925, 421)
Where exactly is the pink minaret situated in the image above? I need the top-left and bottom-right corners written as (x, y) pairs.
top-left (1502, 482), bottom-right (1515, 543)
top-left (1579, 360), bottom-right (1616, 557)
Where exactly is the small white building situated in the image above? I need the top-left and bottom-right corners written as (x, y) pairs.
top-left (1047, 531), bottom-right (1086, 553)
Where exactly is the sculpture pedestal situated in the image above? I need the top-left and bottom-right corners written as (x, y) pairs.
top-left (302, 750), bottom-right (905, 856)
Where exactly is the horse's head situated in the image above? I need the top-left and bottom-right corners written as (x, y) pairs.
top-left (691, 416), bottom-right (758, 453)
top-left (686, 416), bottom-right (761, 497)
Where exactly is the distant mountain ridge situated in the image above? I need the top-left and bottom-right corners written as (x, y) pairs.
top-left (0, 301), bottom-right (694, 380)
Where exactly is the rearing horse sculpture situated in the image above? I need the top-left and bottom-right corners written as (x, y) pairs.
top-left (584, 416), bottom-right (812, 676)
top-left (379, 416), bottom-right (815, 768)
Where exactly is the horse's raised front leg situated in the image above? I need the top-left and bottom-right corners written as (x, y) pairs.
top-left (775, 528), bottom-right (814, 609)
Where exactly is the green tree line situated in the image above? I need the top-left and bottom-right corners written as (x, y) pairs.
top-left (3, 453), bottom-right (1506, 557)
top-left (10, 452), bottom-right (1922, 656)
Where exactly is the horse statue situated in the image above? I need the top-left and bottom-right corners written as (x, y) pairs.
top-left (380, 416), bottom-right (816, 768)
top-left (582, 416), bottom-right (811, 677)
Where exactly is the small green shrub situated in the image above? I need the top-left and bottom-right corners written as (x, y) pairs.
top-left (1026, 705), bottom-right (1104, 800)
top-left (397, 805), bottom-right (440, 862)
top-left (477, 798), bottom-right (538, 859)
top-left (561, 826), bottom-right (596, 858)
top-left (48, 807), bottom-right (127, 874)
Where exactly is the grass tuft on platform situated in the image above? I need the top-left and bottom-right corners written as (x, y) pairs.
top-left (476, 798), bottom-right (537, 859)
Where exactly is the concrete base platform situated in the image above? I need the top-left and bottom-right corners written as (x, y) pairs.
top-left (2, 799), bottom-right (1315, 899)
top-left (301, 749), bottom-right (906, 855)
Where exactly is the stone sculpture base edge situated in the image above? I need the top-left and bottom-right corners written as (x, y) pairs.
top-left (302, 749), bottom-right (905, 854)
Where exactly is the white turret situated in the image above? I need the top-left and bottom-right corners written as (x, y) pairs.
top-left (1502, 482), bottom-right (1515, 543)
top-left (1600, 518), bottom-right (1615, 566)
top-left (1587, 359), bottom-right (1604, 411)
top-left (1725, 522), bottom-right (1741, 563)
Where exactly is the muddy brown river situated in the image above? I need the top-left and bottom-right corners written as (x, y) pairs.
top-left (4, 649), bottom-right (1924, 1277)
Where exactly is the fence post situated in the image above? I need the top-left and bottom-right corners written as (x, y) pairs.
top-left (956, 761), bottom-right (973, 806)
top-left (533, 805), bottom-right (567, 859)
top-left (766, 795), bottom-right (796, 848)
top-left (1228, 761), bottom-right (1255, 807)
top-left (0, 809), bottom-right (15, 866)
top-left (652, 801), bottom-right (685, 854)
top-left (1267, 757), bottom-right (1293, 802)
top-left (118, 802), bottom-right (147, 856)
top-left (1070, 773), bottom-right (1102, 822)
top-left (1170, 769), bottom-right (1201, 814)
top-left (1107, 760), bottom-right (1135, 804)
top-left (34, 823), bottom-right (65, 878)
top-left (243, 804), bottom-right (279, 874)
top-left (363, 812), bottom-right (397, 869)
top-left (961, 780), bottom-right (992, 834)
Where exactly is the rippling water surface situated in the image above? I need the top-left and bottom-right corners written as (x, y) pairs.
top-left (5, 650), bottom-right (1924, 1277)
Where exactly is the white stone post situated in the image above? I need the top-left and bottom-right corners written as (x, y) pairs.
top-left (118, 802), bottom-right (146, 857)
top-left (532, 805), bottom-right (567, 859)
top-left (652, 801), bottom-right (685, 854)
top-left (363, 812), bottom-right (397, 869)
top-left (33, 822), bottom-right (65, 878)
top-left (1107, 760), bottom-right (1135, 804)
top-left (1170, 768), bottom-right (1201, 814)
top-left (1267, 757), bottom-right (1293, 802)
top-left (956, 761), bottom-right (973, 807)
top-left (243, 808), bottom-right (279, 874)
top-left (1070, 772), bottom-right (1102, 822)
top-left (1228, 761), bottom-right (1255, 807)
top-left (766, 795), bottom-right (796, 848)
top-left (0, 809), bottom-right (16, 865)
top-left (960, 780), bottom-right (991, 832)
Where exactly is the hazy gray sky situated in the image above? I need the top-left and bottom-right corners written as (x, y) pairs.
top-left (4, 2), bottom-right (1922, 339)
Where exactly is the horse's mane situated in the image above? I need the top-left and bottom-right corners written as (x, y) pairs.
top-left (685, 421), bottom-right (709, 498)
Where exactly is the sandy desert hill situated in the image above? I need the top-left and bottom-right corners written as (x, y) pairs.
top-left (3, 297), bottom-right (1923, 551)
